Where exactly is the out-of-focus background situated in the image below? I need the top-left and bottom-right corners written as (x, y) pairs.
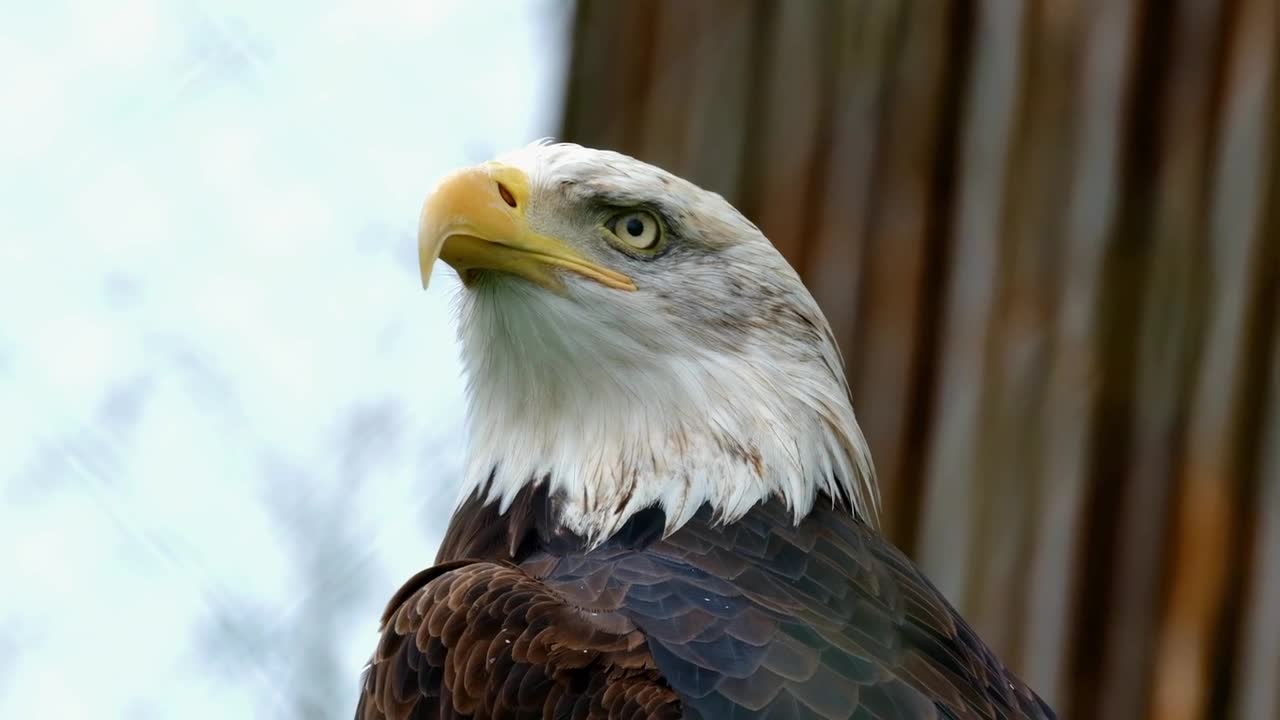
top-left (2, 1), bottom-right (1276, 719)
top-left (1, 1), bottom-right (569, 717)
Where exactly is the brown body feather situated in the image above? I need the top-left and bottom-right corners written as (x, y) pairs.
top-left (356, 486), bottom-right (1055, 719)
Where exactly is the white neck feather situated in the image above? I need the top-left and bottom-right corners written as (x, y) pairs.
top-left (451, 275), bottom-right (877, 546)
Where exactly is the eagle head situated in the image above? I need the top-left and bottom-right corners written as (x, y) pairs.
top-left (419, 142), bottom-right (876, 544)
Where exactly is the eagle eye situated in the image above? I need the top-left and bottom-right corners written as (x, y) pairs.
top-left (606, 210), bottom-right (660, 250)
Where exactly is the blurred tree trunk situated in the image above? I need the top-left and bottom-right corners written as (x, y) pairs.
top-left (559, 1), bottom-right (1279, 719)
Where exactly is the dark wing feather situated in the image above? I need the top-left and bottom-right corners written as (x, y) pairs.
top-left (356, 560), bottom-right (682, 720)
top-left (360, 495), bottom-right (1055, 719)
top-left (534, 502), bottom-right (1056, 720)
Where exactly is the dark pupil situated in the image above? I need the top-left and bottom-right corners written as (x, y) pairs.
top-left (625, 217), bottom-right (645, 237)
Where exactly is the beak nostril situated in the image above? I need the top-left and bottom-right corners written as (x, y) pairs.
top-left (497, 181), bottom-right (517, 208)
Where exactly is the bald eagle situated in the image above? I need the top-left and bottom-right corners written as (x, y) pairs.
top-left (356, 143), bottom-right (1056, 719)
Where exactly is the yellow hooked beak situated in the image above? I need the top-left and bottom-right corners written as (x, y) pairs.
top-left (418, 162), bottom-right (636, 292)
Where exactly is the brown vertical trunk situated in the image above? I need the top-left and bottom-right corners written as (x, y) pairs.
top-left (559, 1), bottom-right (1280, 716)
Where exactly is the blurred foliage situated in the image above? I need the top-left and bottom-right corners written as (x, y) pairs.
top-left (0, 1), bottom-right (573, 717)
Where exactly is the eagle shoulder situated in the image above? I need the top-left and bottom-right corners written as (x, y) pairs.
top-left (359, 488), bottom-right (1056, 719)
top-left (355, 559), bottom-right (682, 720)
top-left (534, 500), bottom-right (1057, 720)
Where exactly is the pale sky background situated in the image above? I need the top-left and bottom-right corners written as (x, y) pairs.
top-left (0, 1), bottom-right (570, 716)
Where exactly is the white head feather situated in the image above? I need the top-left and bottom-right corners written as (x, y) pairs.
top-left (446, 142), bottom-right (877, 545)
